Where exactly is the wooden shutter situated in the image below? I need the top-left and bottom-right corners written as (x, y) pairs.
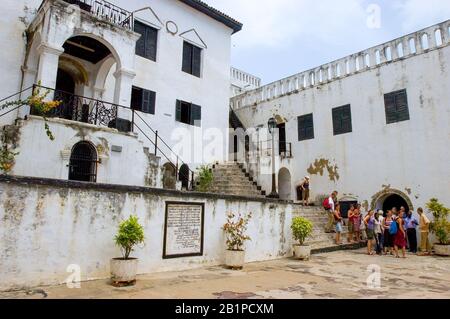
top-left (333, 105), bottom-right (352, 135)
top-left (190, 104), bottom-right (202, 127)
top-left (298, 114), bottom-right (314, 141)
top-left (142, 90), bottom-right (156, 114)
top-left (192, 46), bottom-right (202, 77)
top-left (134, 21), bottom-right (146, 57)
top-left (384, 93), bottom-right (397, 124)
top-left (395, 90), bottom-right (410, 122)
top-left (182, 42), bottom-right (192, 74)
top-left (145, 27), bottom-right (158, 61)
top-left (175, 100), bottom-right (182, 122)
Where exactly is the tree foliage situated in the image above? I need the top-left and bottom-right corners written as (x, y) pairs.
top-left (114, 215), bottom-right (145, 259)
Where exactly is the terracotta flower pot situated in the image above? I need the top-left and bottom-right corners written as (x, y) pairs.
top-left (110, 258), bottom-right (138, 287)
top-left (294, 245), bottom-right (311, 260)
top-left (225, 250), bottom-right (245, 270)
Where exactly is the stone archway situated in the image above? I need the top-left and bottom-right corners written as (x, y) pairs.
top-left (278, 167), bottom-right (292, 200)
top-left (371, 188), bottom-right (414, 212)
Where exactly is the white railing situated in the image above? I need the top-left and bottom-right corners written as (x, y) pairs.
top-left (231, 20), bottom-right (450, 110)
top-left (231, 67), bottom-right (261, 88)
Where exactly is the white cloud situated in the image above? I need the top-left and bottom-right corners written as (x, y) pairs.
top-left (205, 0), bottom-right (370, 49)
top-left (393, 0), bottom-right (450, 32)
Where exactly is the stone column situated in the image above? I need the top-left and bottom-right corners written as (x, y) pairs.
top-left (442, 26), bottom-right (449, 45)
top-left (113, 68), bottom-right (136, 120)
top-left (36, 43), bottom-right (64, 91)
top-left (18, 67), bottom-right (38, 118)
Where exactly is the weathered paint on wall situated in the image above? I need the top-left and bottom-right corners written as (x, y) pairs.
top-left (232, 24), bottom-right (450, 210)
top-left (0, 176), bottom-right (293, 291)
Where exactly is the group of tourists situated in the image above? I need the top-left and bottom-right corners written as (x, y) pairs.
top-left (322, 191), bottom-right (433, 258)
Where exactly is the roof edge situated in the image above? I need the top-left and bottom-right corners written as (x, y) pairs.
top-left (178, 0), bottom-right (243, 34)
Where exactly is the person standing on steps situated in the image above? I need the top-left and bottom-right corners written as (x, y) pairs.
top-left (334, 204), bottom-right (343, 245)
top-left (324, 191), bottom-right (338, 233)
top-left (297, 176), bottom-right (311, 206)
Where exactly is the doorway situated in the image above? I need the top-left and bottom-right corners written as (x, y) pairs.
top-left (178, 164), bottom-right (190, 190)
top-left (383, 194), bottom-right (410, 213)
top-left (277, 123), bottom-right (286, 155)
top-left (278, 168), bottom-right (292, 200)
top-left (54, 69), bottom-right (76, 120)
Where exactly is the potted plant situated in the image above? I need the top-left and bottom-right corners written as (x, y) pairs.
top-left (222, 212), bottom-right (252, 270)
top-left (111, 215), bottom-right (145, 286)
top-left (427, 199), bottom-right (450, 256)
top-left (291, 217), bottom-right (313, 260)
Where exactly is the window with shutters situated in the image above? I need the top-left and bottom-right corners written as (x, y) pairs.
top-left (182, 41), bottom-right (202, 77)
top-left (134, 20), bottom-right (158, 61)
top-left (175, 100), bottom-right (201, 127)
top-left (332, 105), bottom-right (352, 136)
top-left (297, 113), bottom-right (314, 141)
top-left (131, 86), bottom-right (156, 115)
top-left (384, 89), bottom-right (410, 124)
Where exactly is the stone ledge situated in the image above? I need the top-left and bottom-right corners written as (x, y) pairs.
top-left (0, 174), bottom-right (291, 205)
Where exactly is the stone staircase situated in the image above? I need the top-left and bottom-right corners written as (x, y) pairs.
top-left (293, 206), bottom-right (365, 254)
top-left (209, 162), bottom-right (266, 198)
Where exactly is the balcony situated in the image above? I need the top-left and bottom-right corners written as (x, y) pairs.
top-left (61, 0), bottom-right (133, 30)
top-left (29, 86), bottom-right (134, 131)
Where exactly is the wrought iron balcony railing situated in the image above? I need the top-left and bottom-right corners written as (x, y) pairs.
top-left (30, 86), bottom-right (119, 127)
top-left (62, 0), bottom-right (133, 30)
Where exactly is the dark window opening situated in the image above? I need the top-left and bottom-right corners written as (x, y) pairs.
top-left (384, 89), bottom-right (410, 124)
top-left (182, 41), bottom-right (202, 77)
top-left (69, 141), bottom-right (98, 183)
top-left (178, 164), bottom-right (190, 190)
top-left (176, 100), bottom-right (201, 127)
top-left (277, 123), bottom-right (286, 155)
top-left (298, 113), bottom-right (314, 141)
top-left (135, 20), bottom-right (158, 61)
top-left (332, 104), bottom-right (352, 136)
top-left (383, 194), bottom-right (410, 213)
top-left (131, 86), bottom-right (156, 114)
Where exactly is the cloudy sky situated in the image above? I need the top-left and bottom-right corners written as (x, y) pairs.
top-left (205, 0), bottom-right (450, 84)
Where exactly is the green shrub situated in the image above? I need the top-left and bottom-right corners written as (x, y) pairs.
top-left (114, 215), bottom-right (145, 259)
top-left (196, 165), bottom-right (214, 192)
top-left (427, 199), bottom-right (450, 245)
top-left (291, 217), bottom-right (313, 246)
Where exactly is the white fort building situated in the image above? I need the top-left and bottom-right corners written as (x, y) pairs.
top-left (0, 0), bottom-right (449, 290)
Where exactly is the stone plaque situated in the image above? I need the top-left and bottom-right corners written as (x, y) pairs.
top-left (163, 202), bottom-right (205, 259)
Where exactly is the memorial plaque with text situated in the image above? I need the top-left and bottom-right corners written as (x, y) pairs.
top-left (163, 202), bottom-right (205, 259)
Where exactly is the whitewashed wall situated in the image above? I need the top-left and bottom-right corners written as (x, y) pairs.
top-left (9, 116), bottom-right (163, 187)
top-left (0, 177), bottom-right (292, 291)
top-left (232, 25), bottom-right (450, 210)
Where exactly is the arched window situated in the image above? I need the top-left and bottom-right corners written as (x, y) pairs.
top-left (69, 141), bottom-right (98, 182)
top-left (385, 46), bottom-right (392, 61)
top-left (409, 38), bottom-right (417, 54)
top-left (435, 29), bottom-right (443, 46)
top-left (397, 43), bottom-right (404, 58)
top-left (421, 33), bottom-right (429, 50)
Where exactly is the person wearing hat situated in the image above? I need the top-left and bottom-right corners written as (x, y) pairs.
top-left (297, 176), bottom-right (311, 206)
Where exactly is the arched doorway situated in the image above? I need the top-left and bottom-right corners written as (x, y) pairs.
top-left (383, 194), bottom-right (410, 213)
top-left (278, 168), bottom-right (292, 200)
top-left (372, 189), bottom-right (413, 214)
top-left (54, 68), bottom-right (77, 120)
top-left (162, 163), bottom-right (177, 190)
top-left (178, 164), bottom-right (190, 190)
top-left (69, 141), bottom-right (98, 182)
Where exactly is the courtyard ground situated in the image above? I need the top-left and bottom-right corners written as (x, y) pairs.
top-left (1, 249), bottom-right (449, 299)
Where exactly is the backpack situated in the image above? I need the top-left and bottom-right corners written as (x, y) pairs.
top-left (323, 198), bottom-right (332, 210)
top-left (389, 219), bottom-right (398, 235)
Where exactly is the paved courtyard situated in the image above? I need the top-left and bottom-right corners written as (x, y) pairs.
top-left (2, 249), bottom-right (450, 299)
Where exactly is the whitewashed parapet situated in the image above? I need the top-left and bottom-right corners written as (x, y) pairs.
top-left (231, 67), bottom-right (261, 88)
top-left (231, 20), bottom-right (450, 110)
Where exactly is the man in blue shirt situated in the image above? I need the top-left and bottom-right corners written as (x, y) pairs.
top-left (404, 211), bottom-right (419, 253)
